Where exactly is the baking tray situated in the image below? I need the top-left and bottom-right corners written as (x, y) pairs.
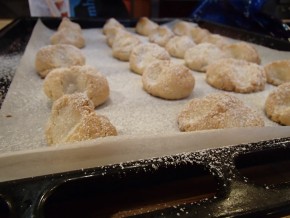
top-left (0, 18), bottom-right (290, 217)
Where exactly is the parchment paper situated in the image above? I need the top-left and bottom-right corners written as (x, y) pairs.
top-left (0, 20), bottom-right (289, 152)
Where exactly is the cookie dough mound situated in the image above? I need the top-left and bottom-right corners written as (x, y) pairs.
top-left (190, 27), bottom-right (210, 44)
top-left (142, 60), bottom-right (195, 100)
top-left (136, 17), bottom-right (158, 36)
top-left (265, 82), bottom-right (290, 125)
top-left (103, 18), bottom-right (124, 35)
top-left (223, 42), bottom-right (261, 64)
top-left (129, 43), bottom-right (171, 75)
top-left (148, 26), bottom-right (174, 47)
top-left (172, 21), bottom-right (195, 36)
top-left (206, 58), bottom-right (266, 93)
top-left (112, 34), bottom-right (141, 61)
top-left (57, 17), bottom-right (82, 32)
top-left (45, 93), bottom-right (117, 145)
top-left (43, 65), bottom-right (109, 108)
top-left (264, 60), bottom-right (290, 86)
top-left (184, 43), bottom-right (228, 72)
top-left (178, 93), bottom-right (265, 132)
top-left (35, 44), bottom-right (86, 78)
top-left (201, 34), bottom-right (229, 48)
top-left (106, 27), bottom-right (129, 47)
top-left (50, 29), bottom-right (85, 48)
top-left (165, 35), bottom-right (195, 59)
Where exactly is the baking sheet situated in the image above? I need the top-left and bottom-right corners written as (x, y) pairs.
top-left (0, 20), bottom-right (290, 181)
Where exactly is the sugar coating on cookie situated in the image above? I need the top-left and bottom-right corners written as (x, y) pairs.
top-left (223, 42), bottom-right (261, 64)
top-left (43, 65), bottom-right (109, 108)
top-left (184, 42), bottom-right (228, 72)
top-left (148, 26), bottom-right (175, 47)
top-left (265, 82), bottom-right (290, 125)
top-left (206, 58), bottom-right (266, 93)
top-left (129, 43), bottom-right (171, 75)
top-left (190, 27), bottom-right (210, 44)
top-left (103, 18), bottom-right (124, 35)
top-left (165, 35), bottom-right (195, 59)
top-left (35, 44), bottom-right (86, 78)
top-left (178, 93), bottom-right (265, 132)
top-left (142, 60), bottom-right (195, 100)
top-left (264, 60), bottom-right (290, 86)
top-left (136, 17), bottom-right (159, 36)
top-left (45, 93), bottom-right (117, 145)
top-left (112, 34), bottom-right (141, 61)
top-left (172, 21), bottom-right (196, 36)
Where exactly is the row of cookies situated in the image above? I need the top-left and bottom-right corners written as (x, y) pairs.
top-left (104, 17), bottom-right (290, 129)
top-left (34, 18), bottom-right (117, 145)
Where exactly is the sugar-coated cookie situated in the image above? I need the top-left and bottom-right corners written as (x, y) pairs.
top-left (264, 60), bottom-right (290, 86)
top-left (165, 35), bottom-right (195, 59)
top-left (148, 26), bottom-right (174, 47)
top-left (135, 17), bottom-right (159, 36)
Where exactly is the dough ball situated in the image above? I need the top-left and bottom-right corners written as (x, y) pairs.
top-left (43, 65), bottom-right (109, 108)
top-left (57, 17), bottom-right (82, 33)
top-left (135, 17), bottom-right (158, 36)
top-left (178, 93), bottom-right (264, 132)
top-left (172, 21), bottom-right (196, 36)
top-left (265, 82), bottom-right (290, 125)
top-left (223, 42), bottom-right (261, 64)
top-left (103, 18), bottom-right (124, 35)
top-left (142, 60), bottom-right (195, 100)
top-left (201, 34), bottom-right (229, 48)
top-left (206, 58), bottom-right (266, 93)
top-left (112, 34), bottom-right (141, 61)
top-left (129, 43), bottom-right (171, 75)
top-left (35, 44), bottom-right (86, 78)
top-left (264, 60), bottom-right (290, 86)
top-left (184, 43), bottom-right (228, 72)
top-left (165, 35), bottom-right (195, 58)
top-left (45, 93), bottom-right (117, 145)
top-left (106, 27), bottom-right (129, 47)
top-left (190, 27), bottom-right (210, 44)
top-left (50, 29), bottom-right (85, 48)
top-left (148, 26), bottom-right (174, 47)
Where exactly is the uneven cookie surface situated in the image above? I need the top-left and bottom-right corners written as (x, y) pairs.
top-left (264, 60), bottom-right (290, 86)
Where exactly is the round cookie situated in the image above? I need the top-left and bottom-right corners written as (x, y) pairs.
top-left (264, 60), bottom-right (290, 86)
top-left (129, 43), bottom-right (171, 75)
top-left (201, 34), bottom-right (229, 48)
top-left (43, 65), bottom-right (109, 107)
top-left (45, 93), bottom-right (117, 145)
top-left (35, 44), bottom-right (86, 78)
top-left (142, 60), bottom-right (195, 100)
top-left (178, 93), bottom-right (265, 132)
top-left (184, 42), bottom-right (228, 72)
top-left (190, 27), bottom-right (210, 44)
top-left (135, 17), bottom-right (159, 36)
top-left (112, 33), bottom-right (141, 61)
top-left (265, 82), bottom-right (290, 125)
top-left (50, 28), bottom-right (85, 48)
top-left (148, 26), bottom-right (175, 47)
top-left (165, 35), bottom-right (195, 59)
top-left (206, 58), bottom-right (266, 93)
top-left (223, 42), bottom-right (261, 64)
top-left (172, 21), bottom-right (195, 36)
top-left (103, 18), bottom-right (124, 35)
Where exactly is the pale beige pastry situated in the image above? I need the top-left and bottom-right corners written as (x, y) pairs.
top-left (50, 28), bottom-right (85, 48)
top-left (135, 17), bottom-right (159, 36)
top-left (223, 42), bottom-right (261, 64)
top-left (264, 60), bottom-right (290, 86)
top-left (178, 93), bottom-right (264, 132)
top-left (142, 60), bottom-right (195, 100)
top-left (57, 17), bottom-right (82, 32)
top-left (129, 43), bottom-right (171, 75)
top-left (103, 18), bottom-right (125, 35)
top-left (190, 26), bottom-right (210, 44)
top-left (45, 93), bottom-right (117, 145)
top-left (265, 82), bottom-right (290, 125)
top-left (165, 35), bottom-right (195, 59)
top-left (112, 33), bottom-right (141, 61)
top-left (206, 58), bottom-right (266, 93)
top-left (35, 44), bottom-right (86, 78)
top-left (43, 65), bottom-right (109, 108)
top-left (148, 26), bottom-right (174, 47)
top-left (201, 34), bottom-right (229, 48)
top-left (184, 42), bottom-right (228, 72)
top-left (172, 21), bottom-right (196, 36)
top-left (106, 26), bottom-right (129, 47)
